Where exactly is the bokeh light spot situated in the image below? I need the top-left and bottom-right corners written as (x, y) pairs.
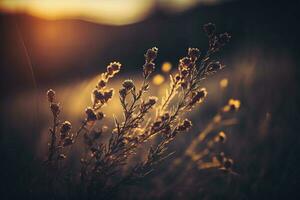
top-left (161, 62), bottom-right (172, 73)
top-left (220, 78), bottom-right (228, 88)
top-left (152, 74), bottom-right (165, 85)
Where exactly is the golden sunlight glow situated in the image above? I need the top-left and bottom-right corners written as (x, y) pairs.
top-left (220, 78), bottom-right (228, 88)
top-left (152, 74), bottom-right (165, 85)
top-left (161, 62), bottom-right (172, 73)
top-left (160, 0), bottom-right (227, 12)
top-left (0, 0), bottom-right (154, 25)
top-left (0, 0), bottom-right (227, 25)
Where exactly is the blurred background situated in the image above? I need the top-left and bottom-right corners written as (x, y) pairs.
top-left (0, 0), bottom-right (300, 199)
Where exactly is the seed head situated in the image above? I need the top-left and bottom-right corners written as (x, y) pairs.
top-left (180, 57), bottom-right (192, 67)
top-left (145, 47), bottom-right (158, 62)
top-left (122, 79), bottom-right (135, 91)
top-left (93, 89), bottom-right (104, 102)
top-left (103, 89), bottom-right (114, 102)
top-left (188, 48), bottom-right (200, 61)
top-left (85, 107), bottom-right (97, 122)
top-left (60, 121), bottom-right (72, 139)
top-left (107, 62), bottom-right (122, 77)
top-left (177, 119), bottom-right (192, 132)
top-left (143, 62), bottom-right (155, 78)
top-left (147, 96), bottom-right (158, 106)
top-left (189, 88), bottom-right (207, 107)
top-left (107, 66), bottom-right (114, 76)
top-left (223, 158), bottom-right (233, 170)
top-left (47, 89), bottom-right (56, 103)
top-left (197, 88), bottom-right (208, 100)
top-left (218, 32), bottom-right (231, 46)
top-left (111, 61), bottom-right (122, 71)
top-left (98, 79), bottom-right (106, 88)
top-left (203, 23), bottom-right (216, 36)
top-left (181, 69), bottom-right (189, 77)
top-left (141, 96), bottom-right (158, 113)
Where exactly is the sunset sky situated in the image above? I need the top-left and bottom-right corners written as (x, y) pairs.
top-left (0, 0), bottom-right (229, 25)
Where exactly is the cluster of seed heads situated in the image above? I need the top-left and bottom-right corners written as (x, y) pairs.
top-left (44, 23), bottom-right (237, 198)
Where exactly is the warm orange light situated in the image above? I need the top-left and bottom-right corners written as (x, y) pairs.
top-left (0, 0), bottom-right (226, 25)
top-left (152, 74), bottom-right (165, 85)
top-left (161, 62), bottom-right (172, 73)
top-left (0, 0), bottom-right (154, 25)
top-left (220, 78), bottom-right (228, 88)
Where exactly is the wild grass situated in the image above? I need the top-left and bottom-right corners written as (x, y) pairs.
top-left (44, 23), bottom-right (240, 199)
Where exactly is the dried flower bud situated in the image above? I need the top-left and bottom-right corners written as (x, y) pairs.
top-left (181, 69), bottom-right (189, 77)
top-left (107, 66), bottom-right (114, 76)
top-left (180, 57), bottom-right (192, 67)
top-left (223, 158), bottom-right (233, 170)
top-left (47, 89), bottom-right (55, 103)
top-left (188, 48), bottom-right (200, 61)
top-left (218, 32), bottom-right (231, 46)
top-left (96, 112), bottom-right (105, 120)
top-left (50, 103), bottom-right (60, 116)
top-left (107, 62), bottom-right (122, 77)
top-left (85, 107), bottom-right (97, 121)
top-left (197, 88), bottom-right (208, 100)
top-left (119, 88), bottom-right (127, 99)
top-left (177, 119), bottom-right (192, 132)
top-left (60, 121), bottom-right (72, 139)
top-left (143, 62), bottom-right (155, 78)
top-left (111, 61), bottom-right (122, 71)
top-left (122, 79), bottom-right (135, 91)
top-left (104, 89), bottom-right (114, 102)
top-left (203, 23), bottom-right (216, 36)
top-left (147, 96), bottom-right (158, 106)
top-left (208, 62), bottom-right (223, 71)
top-left (145, 47), bottom-right (158, 62)
top-left (93, 89), bottom-right (103, 103)
top-left (189, 88), bottom-right (207, 107)
top-left (141, 96), bottom-right (157, 112)
top-left (98, 79), bottom-right (106, 88)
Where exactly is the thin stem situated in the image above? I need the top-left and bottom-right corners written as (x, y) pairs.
top-left (160, 80), bottom-right (178, 114)
top-left (48, 115), bottom-right (58, 163)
